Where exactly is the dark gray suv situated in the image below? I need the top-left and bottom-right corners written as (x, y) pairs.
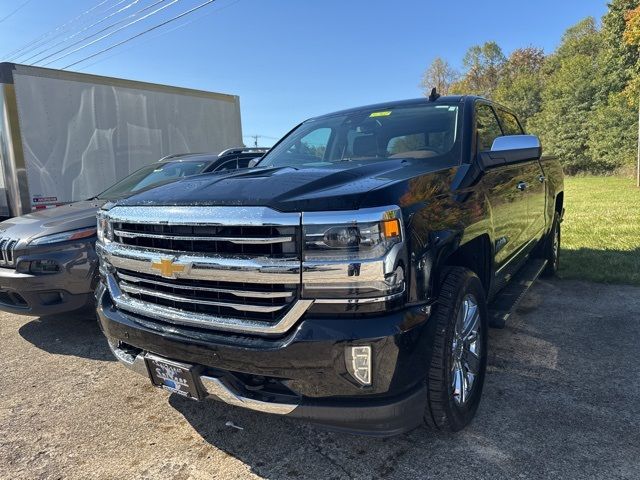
top-left (0, 149), bottom-right (267, 316)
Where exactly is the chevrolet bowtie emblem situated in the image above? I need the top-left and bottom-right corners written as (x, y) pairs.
top-left (151, 258), bottom-right (185, 278)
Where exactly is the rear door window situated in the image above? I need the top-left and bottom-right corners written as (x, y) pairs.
top-left (497, 109), bottom-right (524, 135)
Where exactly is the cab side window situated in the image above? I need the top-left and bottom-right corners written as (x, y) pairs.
top-left (476, 104), bottom-right (503, 152)
top-left (497, 109), bottom-right (524, 136)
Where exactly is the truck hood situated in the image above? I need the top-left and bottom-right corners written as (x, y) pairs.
top-left (116, 159), bottom-right (453, 212)
top-left (0, 200), bottom-right (104, 242)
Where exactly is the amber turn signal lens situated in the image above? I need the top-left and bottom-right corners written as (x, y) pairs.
top-left (381, 219), bottom-right (400, 238)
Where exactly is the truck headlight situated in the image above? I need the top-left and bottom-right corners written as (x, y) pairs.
top-left (302, 206), bottom-right (406, 304)
top-left (29, 227), bottom-right (97, 246)
top-left (303, 218), bottom-right (401, 260)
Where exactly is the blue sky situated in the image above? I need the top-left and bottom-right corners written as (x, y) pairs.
top-left (0, 0), bottom-right (608, 146)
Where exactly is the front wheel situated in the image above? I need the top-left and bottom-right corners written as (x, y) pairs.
top-left (423, 267), bottom-right (488, 432)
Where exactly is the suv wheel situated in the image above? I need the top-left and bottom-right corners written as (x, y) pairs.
top-left (424, 267), bottom-right (488, 432)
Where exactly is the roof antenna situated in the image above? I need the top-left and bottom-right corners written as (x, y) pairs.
top-left (428, 87), bottom-right (441, 102)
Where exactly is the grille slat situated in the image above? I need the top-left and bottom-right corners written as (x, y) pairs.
top-left (119, 282), bottom-right (286, 313)
top-left (113, 222), bottom-right (299, 257)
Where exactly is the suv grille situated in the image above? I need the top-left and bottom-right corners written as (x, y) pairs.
top-left (0, 238), bottom-right (18, 267)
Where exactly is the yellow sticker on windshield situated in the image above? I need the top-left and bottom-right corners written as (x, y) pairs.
top-left (369, 111), bottom-right (392, 117)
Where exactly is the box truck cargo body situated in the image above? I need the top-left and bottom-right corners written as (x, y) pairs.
top-left (0, 63), bottom-right (242, 218)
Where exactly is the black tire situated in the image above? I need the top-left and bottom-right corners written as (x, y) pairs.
top-left (541, 213), bottom-right (560, 277)
top-left (424, 267), bottom-right (488, 432)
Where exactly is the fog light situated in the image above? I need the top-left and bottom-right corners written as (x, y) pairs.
top-left (345, 345), bottom-right (372, 386)
top-left (17, 260), bottom-right (60, 274)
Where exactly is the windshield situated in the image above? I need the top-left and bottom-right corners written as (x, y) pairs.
top-left (259, 103), bottom-right (460, 168)
top-left (96, 161), bottom-right (208, 200)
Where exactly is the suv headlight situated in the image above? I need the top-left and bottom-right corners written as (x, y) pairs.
top-left (29, 227), bottom-right (97, 246)
top-left (302, 206), bottom-right (406, 304)
top-left (97, 213), bottom-right (113, 243)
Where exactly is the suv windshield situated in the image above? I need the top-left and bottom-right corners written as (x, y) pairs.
top-left (96, 161), bottom-right (208, 200)
top-left (259, 103), bottom-right (460, 168)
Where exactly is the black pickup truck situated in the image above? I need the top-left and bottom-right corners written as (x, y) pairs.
top-left (96, 95), bottom-right (564, 435)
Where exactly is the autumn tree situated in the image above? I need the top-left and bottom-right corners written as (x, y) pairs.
top-left (420, 57), bottom-right (458, 95)
top-left (494, 47), bottom-right (545, 128)
top-left (450, 42), bottom-right (506, 98)
top-left (529, 18), bottom-right (602, 174)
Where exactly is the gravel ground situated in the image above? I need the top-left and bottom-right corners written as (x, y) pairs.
top-left (1, 278), bottom-right (639, 480)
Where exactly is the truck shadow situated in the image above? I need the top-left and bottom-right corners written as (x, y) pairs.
top-left (167, 279), bottom-right (640, 479)
top-left (18, 307), bottom-right (115, 362)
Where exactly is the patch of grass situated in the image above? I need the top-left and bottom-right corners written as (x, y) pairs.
top-left (560, 176), bottom-right (640, 285)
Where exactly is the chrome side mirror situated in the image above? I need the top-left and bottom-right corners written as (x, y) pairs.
top-left (479, 135), bottom-right (542, 170)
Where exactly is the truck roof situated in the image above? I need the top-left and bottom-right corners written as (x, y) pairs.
top-left (310, 95), bottom-right (515, 121)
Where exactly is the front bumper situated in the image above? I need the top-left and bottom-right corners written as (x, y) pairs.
top-left (0, 240), bottom-right (98, 316)
top-left (97, 284), bottom-right (435, 435)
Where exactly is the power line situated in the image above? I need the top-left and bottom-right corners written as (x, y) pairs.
top-left (43, 0), bottom-right (182, 67)
top-left (62, 0), bottom-right (218, 70)
top-left (29, 0), bottom-right (168, 66)
top-left (22, 0), bottom-right (145, 65)
top-left (76, 0), bottom-right (242, 71)
top-left (0, 0), bottom-right (34, 24)
top-left (243, 135), bottom-right (279, 147)
top-left (14, 0), bottom-right (136, 62)
top-left (3, 0), bottom-right (113, 60)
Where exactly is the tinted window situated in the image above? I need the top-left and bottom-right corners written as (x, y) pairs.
top-left (497, 109), bottom-right (524, 136)
top-left (284, 127), bottom-right (332, 161)
top-left (476, 104), bottom-right (503, 152)
top-left (387, 133), bottom-right (427, 156)
top-left (260, 104), bottom-right (460, 168)
top-left (97, 161), bottom-right (207, 200)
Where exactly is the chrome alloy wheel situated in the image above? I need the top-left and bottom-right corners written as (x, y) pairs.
top-left (451, 294), bottom-right (482, 406)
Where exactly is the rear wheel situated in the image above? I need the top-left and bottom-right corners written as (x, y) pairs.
top-left (424, 267), bottom-right (488, 432)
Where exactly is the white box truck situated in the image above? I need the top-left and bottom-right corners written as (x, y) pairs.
top-left (0, 62), bottom-right (242, 219)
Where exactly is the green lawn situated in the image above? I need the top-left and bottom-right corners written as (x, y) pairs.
top-left (560, 176), bottom-right (640, 285)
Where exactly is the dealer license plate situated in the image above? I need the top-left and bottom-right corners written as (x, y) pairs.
top-left (145, 354), bottom-right (201, 400)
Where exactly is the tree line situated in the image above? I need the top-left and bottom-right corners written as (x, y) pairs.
top-left (421, 0), bottom-right (640, 175)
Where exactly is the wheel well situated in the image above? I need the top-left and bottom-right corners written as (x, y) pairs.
top-left (443, 235), bottom-right (492, 295)
top-left (555, 192), bottom-right (564, 215)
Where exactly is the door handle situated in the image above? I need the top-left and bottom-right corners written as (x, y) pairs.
top-left (538, 175), bottom-right (546, 183)
top-left (516, 181), bottom-right (528, 191)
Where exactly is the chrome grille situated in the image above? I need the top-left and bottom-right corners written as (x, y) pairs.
top-left (115, 269), bottom-right (297, 322)
top-left (101, 206), bottom-right (310, 335)
top-left (113, 223), bottom-right (299, 257)
top-left (0, 238), bottom-right (18, 267)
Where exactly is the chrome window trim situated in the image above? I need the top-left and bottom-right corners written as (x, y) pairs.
top-left (106, 205), bottom-right (301, 227)
top-left (106, 274), bottom-right (313, 335)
